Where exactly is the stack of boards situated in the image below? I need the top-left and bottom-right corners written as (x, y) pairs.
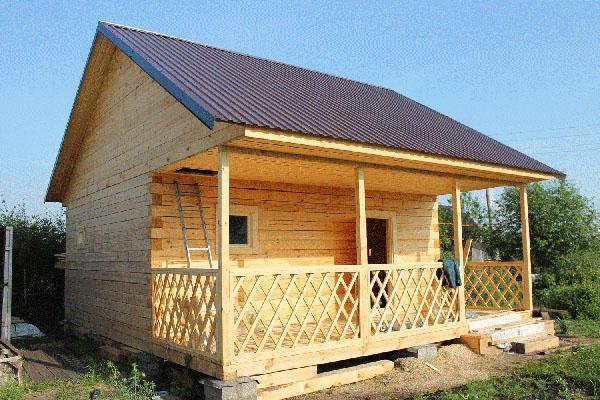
top-left (461, 311), bottom-right (559, 355)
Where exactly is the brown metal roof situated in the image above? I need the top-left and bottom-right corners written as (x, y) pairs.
top-left (97, 22), bottom-right (561, 176)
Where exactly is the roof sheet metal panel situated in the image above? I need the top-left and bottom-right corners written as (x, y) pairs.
top-left (98, 22), bottom-right (560, 176)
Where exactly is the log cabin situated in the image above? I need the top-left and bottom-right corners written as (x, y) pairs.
top-left (46, 22), bottom-right (564, 397)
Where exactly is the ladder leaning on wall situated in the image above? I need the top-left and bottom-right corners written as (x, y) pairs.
top-left (173, 181), bottom-right (214, 269)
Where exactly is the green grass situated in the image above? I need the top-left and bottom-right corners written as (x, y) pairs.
top-left (564, 319), bottom-right (600, 338)
top-left (0, 344), bottom-right (155, 400)
top-left (415, 343), bottom-right (600, 400)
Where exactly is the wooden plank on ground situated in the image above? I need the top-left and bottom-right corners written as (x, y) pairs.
top-left (512, 334), bottom-right (560, 354)
top-left (257, 360), bottom-right (394, 400)
top-left (253, 365), bottom-right (317, 389)
top-left (23, 345), bottom-right (85, 383)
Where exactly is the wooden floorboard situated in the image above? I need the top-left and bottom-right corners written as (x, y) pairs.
top-left (23, 344), bottom-right (85, 383)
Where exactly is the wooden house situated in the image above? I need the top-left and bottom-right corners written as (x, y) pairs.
top-left (46, 22), bottom-right (563, 397)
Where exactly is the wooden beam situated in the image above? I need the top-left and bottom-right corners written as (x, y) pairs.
top-left (520, 184), bottom-right (533, 311)
top-left (452, 180), bottom-right (466, 322)
top-left (216, 148), bottom-right (233, 373)
top-left (221, 145), bottom-right (519, 188)
top-left (253, 365), bottom-right (317, 389)
top-left (257, 360), bottom-right (394, 400)
top-left (355, 167), bottom-right (369, 349)
top-left (242, 127), bottom-right (559, 181)
top-left (463, 239), bottom-right (473, 266)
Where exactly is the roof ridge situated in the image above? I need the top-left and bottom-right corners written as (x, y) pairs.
top-left (98, 21), bottom-right (396, 94)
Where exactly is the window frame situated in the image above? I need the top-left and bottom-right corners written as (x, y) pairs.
top-left (217, 205), bottom-right (259, 255)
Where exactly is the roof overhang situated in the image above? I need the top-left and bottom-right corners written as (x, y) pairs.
top-left (234, 127), bottom-right (562, 184)
top-left (154, 125), bottom-right (561, 196)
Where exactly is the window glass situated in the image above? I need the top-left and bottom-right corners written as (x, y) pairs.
top-left (230, 215), bottom-right (248, 245)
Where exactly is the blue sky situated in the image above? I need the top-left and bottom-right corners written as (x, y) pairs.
top-left (1, 1), bottom-right (598, 214)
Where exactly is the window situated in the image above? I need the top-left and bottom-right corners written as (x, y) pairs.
top-left (217, 205), bottom-right (259, 254)
top-left (230, 215), bottom-right (249, 245)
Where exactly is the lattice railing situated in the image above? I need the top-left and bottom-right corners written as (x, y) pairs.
top-left (368, 263), bottom-right (461, 336)
top-left (152, 268), bottom-right (217, 357)
top-left (231, 267), bottom-right (361, 356)
top-left (464, 261), bottom-right (524, 310)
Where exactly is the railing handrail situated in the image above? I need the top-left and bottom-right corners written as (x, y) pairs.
top-left (466, 260), bottom-right (524, 267)
top-left (151, 267), bottom-right (218, 275)
top-left (154, 262), bottom-right (447, 278)
top-left (229, 262), bottom-right (444, 277)
top-left (367, 262), bottom-right (441, 271)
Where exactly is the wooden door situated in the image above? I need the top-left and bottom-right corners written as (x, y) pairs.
top-left (368, 218), bottom-right (389, 308)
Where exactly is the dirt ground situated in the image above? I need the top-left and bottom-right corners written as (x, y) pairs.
top-left (293, 335), bottom-right (595, 400)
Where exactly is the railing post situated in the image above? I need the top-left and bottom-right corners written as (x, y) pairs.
top-left (355, 167), bottom-right (369, 349)
top-left (452, 180), bottom-right (466, 322)
top-left (519, 184), bottom-right (533, 312)
top-left (216, 147), bottom-right (234, 377)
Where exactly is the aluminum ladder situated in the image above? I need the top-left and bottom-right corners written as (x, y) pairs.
top-left (174, 181), bottom-right (214, 269)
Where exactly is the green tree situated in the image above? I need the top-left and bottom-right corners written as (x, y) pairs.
top-left (483, 180), bottom-right (598, 274)
top-left (0, 200), bottom-right (66, 331)
top-left (439, 192), bottom-right (486, 259)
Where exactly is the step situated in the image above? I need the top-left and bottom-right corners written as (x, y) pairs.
top-left (257, 360), bottom-right (394, 400)
top-left (461, 333), bottom-right (501, 355)
top-left (512, 334), bottom-right (560, 354)
top-left (467, 312), bottom-right (523, 332)
top-left (462, 319), bottom-right (556, 354)
top-left (473, 317), bottom-right (543, 333)
top-left (488, 321), bottom-right (548, 344)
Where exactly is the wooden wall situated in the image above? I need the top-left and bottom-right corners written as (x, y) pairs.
top-left (62, 48), bottom-right (237, 353)
top-left (151, 174), bottom-right (440, 268)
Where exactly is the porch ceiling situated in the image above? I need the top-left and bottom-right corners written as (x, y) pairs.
top-left (156, 147), bottom-right (513, 195)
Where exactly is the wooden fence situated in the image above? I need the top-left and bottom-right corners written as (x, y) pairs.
top-left (464, 261), bottom-right (525, 310)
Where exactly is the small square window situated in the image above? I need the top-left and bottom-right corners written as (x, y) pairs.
top-left (230, 215), bottom-right (248, 245)
top-left (218, 206), bottom-right (258, 254)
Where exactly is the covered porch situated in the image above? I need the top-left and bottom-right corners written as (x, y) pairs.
top-left (148, 132), bottom-right (536, 380)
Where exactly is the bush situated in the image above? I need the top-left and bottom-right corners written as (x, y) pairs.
top-left (537, 245), bottom-right (600, 319)
top-left (539, 283), bottom-right (600, 320)
top-left (0, 202), bottom-right (65, 332)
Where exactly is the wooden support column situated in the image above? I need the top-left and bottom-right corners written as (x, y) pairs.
top-left (519, 184), bottom-right (533, 312)
top-left (216, 148), bottom-right (233, 375)
top-left (355, 167), bottom-right (369, 348)
top-left (452, 180), bottom-right (466, 322)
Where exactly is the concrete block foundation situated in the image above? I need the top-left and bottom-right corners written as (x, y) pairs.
top-left (203, 377), bottom-right (257, 400)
